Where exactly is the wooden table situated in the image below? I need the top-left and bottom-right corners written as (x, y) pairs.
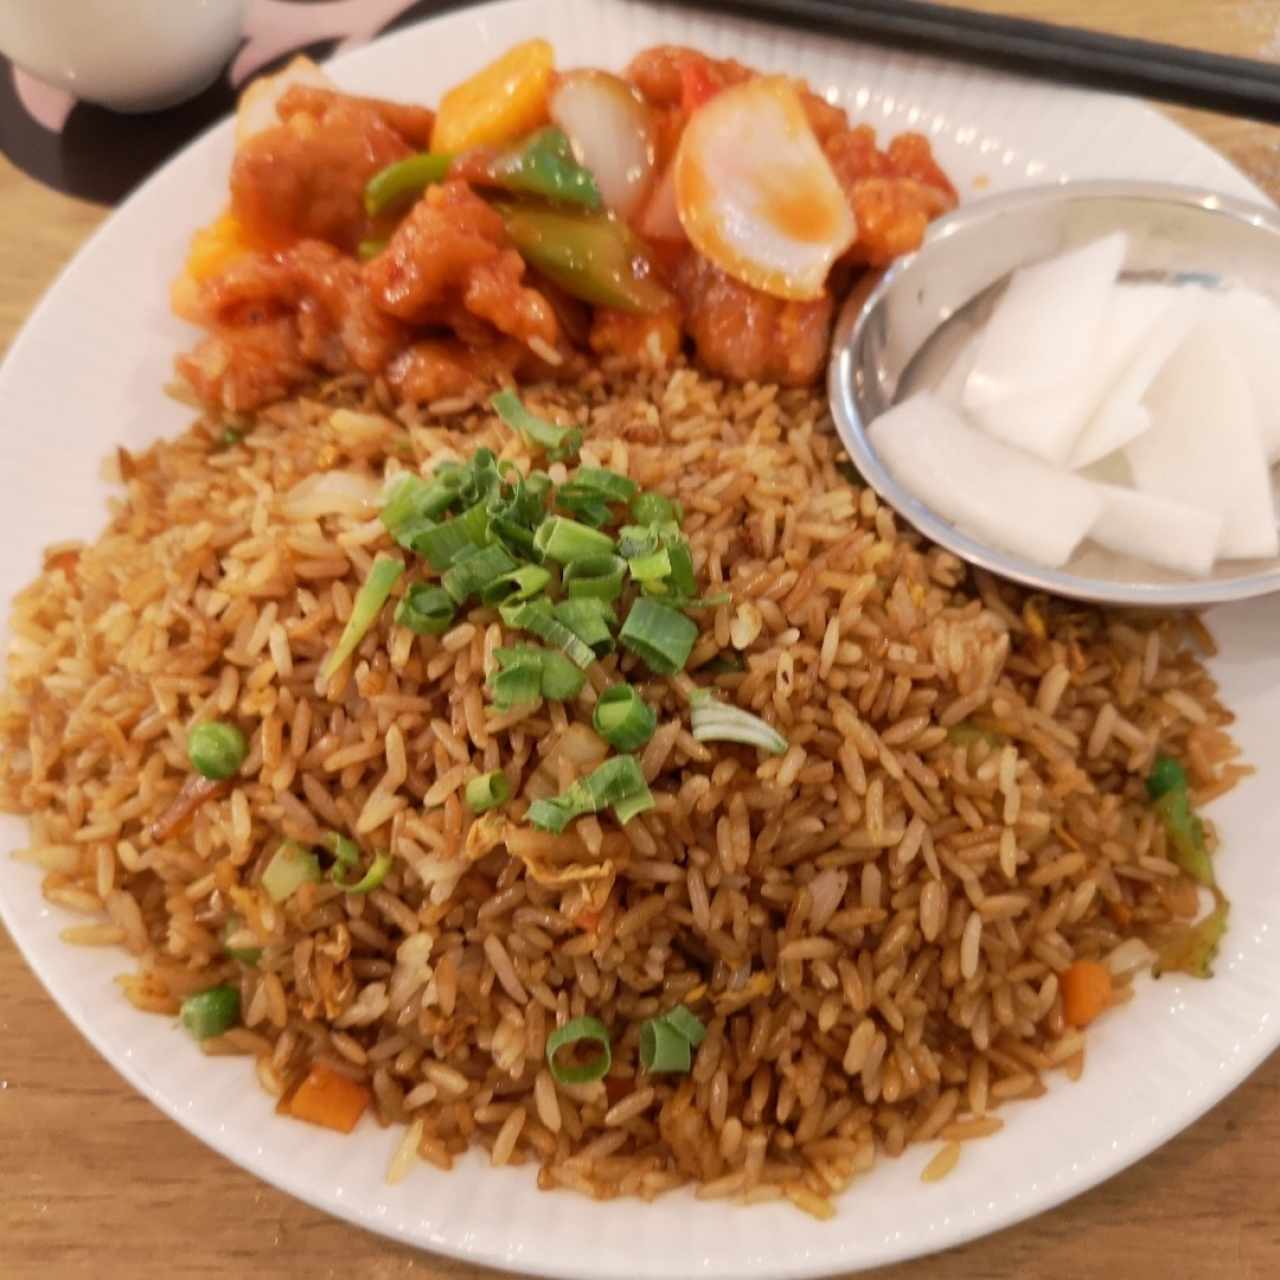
top-left (3, 3), bottom-right (1280, 1277)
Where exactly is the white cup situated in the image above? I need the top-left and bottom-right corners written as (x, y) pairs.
top-left (0, 0), bottom-right (247, 113)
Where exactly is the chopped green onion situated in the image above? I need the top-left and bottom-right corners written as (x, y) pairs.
top-left (630, 490), bottom-right (683, 526)
top-left (262, 840), bottom-right (323, 902)
top-left (559, 467), bottom-right (637, 504)
top-left (639, 1017), bottom-right (692, 1073)
top-left (539, 650), bottom-right (587, 701)
top-left (1154, 888), bottom-right (1230, 978)
top-left (545, 1015), bottom-right (612, 1084)
top-left (321, 555), bottom-right (403, 680)
top-left (395, 583), bottom-right (456, 635)
top-left (659, 1004), bottom-right (707, 1046)
top-left (442, 542), bottom-right (518, 605)
top-left (562, 554), bottom-right (627, 602)
top-left (466, 770), bottom-right (511, 813)
top-left (490, 650), bottom-right (545, 709)
top-left (616, 522), bottom-right (678, 560)
top-left (218, 427), bottom-right (244, 449)
top-left (1147, 754), bottom-right (1189, 801)
top-left (534, 515), bottom-right (615, 563)
top-left (592, 683), bottom-right (656, 751)
top-left (491, 389), bottom-right (582, 461)
top-left (619, 597), bottom-right (698, 675)
top-left (554, 491), bottom-right (613, 528)
top-left (628, 546), bottom-right (671, 584)
top-left (501, 600), bottom-right (596, 669)
top-left (381, 472), bottom-right (463, 544)
top-left (409, 502), bottom-right (490, 571)
top-left (221, 916), bottom-right (261, 967)
top-left (332, 850), bottom-right (393, 894)
top-left (554, 597), bottom-right (616, 657)
top-left (186, 721), bottom-right (248, 780)
top-left (689, 688), bottom-right (788, 755)
top-left (480, 564), bottom-right (552, 607)
top-left (357, 237), bottom-right (388, 261)
top-left (180, 984), bottom-right (240, 1041)
top-left (528, 754), bottom-right (653, 832)
top-left (324, 831), bottom-right (360, 870)
top-left (363, 151), bottom-right (451, 217)
top-left (661, 540), bottom-right (698, 599)
top-left (1153, 787), bottom-right (1214, 886)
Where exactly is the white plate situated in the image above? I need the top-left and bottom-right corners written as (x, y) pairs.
top-left (1, 2), bottom-right (1278, 1276)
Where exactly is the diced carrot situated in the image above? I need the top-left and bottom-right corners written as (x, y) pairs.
top-left (430, 38), bottom-right (554, 153)
top-left (284, 1063), bottom-right (371, 1134)
top-left (1061, 960), bottom-right (1113, 1028)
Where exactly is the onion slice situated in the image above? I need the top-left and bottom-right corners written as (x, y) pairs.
top-left (236, 54), bottom-right (334, 149)
top-left (549, 70), bottom-right (657, 221)
top-left (674, 77), bottom-right (855, 301)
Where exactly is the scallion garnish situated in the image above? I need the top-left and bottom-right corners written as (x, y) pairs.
top-left (630, 490), bottom-right (683, 526)
top-left (441, 542), bottom-right (518, 605)
top-left (527, 755), bottom-right (653, 833)
top-left (639, 1018), bottom-right (692, 1073)
top-left (619, 597), bottom-right (698, 675)
top-left (395, 583), bottom-right (456, 635)
top-left (562, 554), bottom-right (626, 602)
top-left (491, 389), bottom-right (582, 461)
top-left (180, 985), bottom-right (241, 1041)
top-left (480, 563), bottom-right (552, 607)
top-left (554, 597), bottom-right (617, 657)
top-left (689, 688), bottom-right (788, 755)
top-left (535, 515), bottom-right (616, 563)
top-left (465, 769), bottom-right (511, 813)
top-left (186, 720), bottom-right (248, 780)
top-left (332, 850), bottom-right (393, 894)
top-left (409, 502), bottom-right (488, 571)
top-left (221, 916), bottom-right (262, 967)
top-left (501, 600), bottom-right (596, 669)
top-left (261, 840), bottom-right (322, 903)
top-left (558, 467), bottom-right (637, 504)
top-left (545, 1015), bottom-right (612, 1085)
top-left (381, 471), bottom-right (461, 546)
top-left (627, 546), bottom-right (672, 584)
top-left (592, 683), bottom-right (657, 751)
top-left (321, 555), bottom-right (404, 680)
top-left (489, 645), bottom-right (586, 707)
top-left (638, 1004), bottom-right (707, 1074)
top-left (324, 831), bottom-right (360, 871)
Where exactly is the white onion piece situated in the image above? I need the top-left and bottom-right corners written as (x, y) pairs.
top-left (1089, 485), bottom-right (1221, 576)
top-left (674, 77), bottom-right (855, 301)
top-left (869, 392), bottom-right (1102, 568)
top-left (1070, 287), bottom-right (1204, 468)
top-left (550, 70), bottom-right (656, 220)
top-left (1213, 287), bottom-right (1280, 461)
top-left (236, 54), bottom-right (334, 148)
top-left (281, 470), bottom-right (382, 521)
top-left (638, 164), bottom-right (684, 242)
top-left (1128, 320), bottom-right (1278, 559)
top-left (962, 233), bottom-right (1127, 463)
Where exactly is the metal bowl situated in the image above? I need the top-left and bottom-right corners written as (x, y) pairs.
top-left (828, 179), bottom-right (1280, 607)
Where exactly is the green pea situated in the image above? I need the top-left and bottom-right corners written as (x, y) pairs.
top-left (187, 721), bottom-right (248, 780)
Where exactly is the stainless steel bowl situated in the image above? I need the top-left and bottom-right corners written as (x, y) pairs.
top-left (828, 179), bottom-right (1280, 607)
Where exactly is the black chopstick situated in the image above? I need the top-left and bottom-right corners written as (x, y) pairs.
top-left (673, 0), bottom-right (1280, 124)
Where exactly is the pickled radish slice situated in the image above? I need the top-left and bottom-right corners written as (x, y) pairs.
top-left (963, 233), bottom-right (1128, 462)
top-left (674, 77), bottom-right (855, 300)
top-left (868, 393), bottom-right (1103, 567)
top-left (1070, 288), bottom-right (1204, 468)
top-left (1128, 321), bottom-right (1278, 560)
top-left (1089, 485), bottom-right (1221, 576)
top-left (1214, 287), bottom-right (1280, 461)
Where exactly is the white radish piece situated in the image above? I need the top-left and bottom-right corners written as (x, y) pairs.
top-left (235, 54), bottom-right (334, 148)
top-left (962, 232), bottom-right (1128, 463)
top-left (868, 392), bottom-right (1103, 568)
top-left (1070, 287), bottom-right (1205, 467)
top-left (550, 71), bottom-right (657, 221)
top-left (674, 77), bottom-right (855, 300)
top-left (1088, 485), bottom-right (1222, 576)
top-left (1213, 286), bottom-right (1280, 461)
top-left (934, 332), bottom-right (980, 407)
top-left (1128, 320), bottom-right (1278, 559)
